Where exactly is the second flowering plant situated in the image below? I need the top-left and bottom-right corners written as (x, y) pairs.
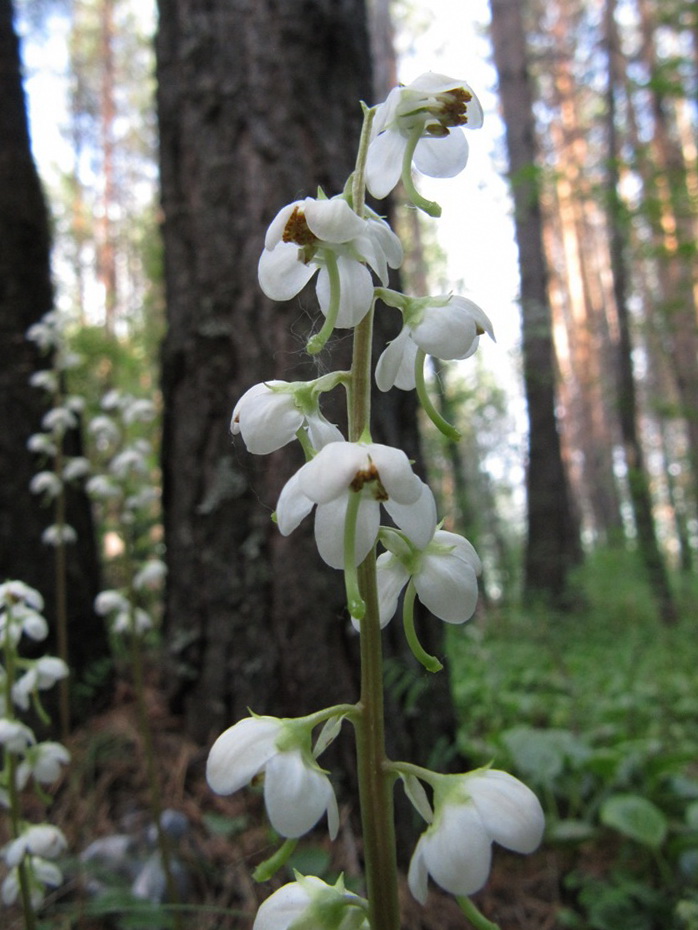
top-left (207, 73), bottom-right (544, 930)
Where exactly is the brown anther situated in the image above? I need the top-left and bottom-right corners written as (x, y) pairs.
top-left (439, 87), bottom-right (473, 127)
top-left (350, 463), bottom-right (389, 501)
top-left (282, 207), bottom-right (319, 247)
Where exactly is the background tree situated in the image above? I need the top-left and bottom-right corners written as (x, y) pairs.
top-left (0, 0), bottom-right (106, 711)
top-left (155, 0), bottom-right (455, 773)
top-left (489, 0), bottom-right (583, 606)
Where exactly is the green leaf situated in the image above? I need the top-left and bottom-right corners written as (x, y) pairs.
top-left (548, 819), bottom-right (597, 843)
top-left (600, 794), bottom-right (668, 848)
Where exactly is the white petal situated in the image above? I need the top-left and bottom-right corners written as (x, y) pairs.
top-left (298, 442), bottom-right (365, 504)
top-left (258, 242), bottom-right (316, 302)
top-left (374, 553), bottom-right (410, 627)
top-left (407, 72), bottom-right (469, 94)
top-left (375, 328), bottom-right (416, 393)
top-left (276, 470), bottom-right (316, 536)
top-left (314, 496), bottom-right (379, 569)
top-left (264, 751), bottom-right (334, 837)
top-left (316, 257), bottom-right (374, 328)
top-left (468, 770), bottom-right (545, 854)
top-left (415, 551), bottom-right (479, 624)
top-left (264, 201), bottom-right (300, 249)
top-left (237, 390), bottom-right (302, 454)
top-left (253, 881), bottom-right (311, 930)
top-left (304, 197), bottom-right (366, 243)
top-left (420, 802), bottom-right (492, 896)
top-left (367, 443), bottom-right (422, 504)
top-left (384, 481), bottom-right (437, 548)
top-left (206, 717), bottom-right (281, 795)
top-left (413, 130), bottom-right (469, 179)
top-left (366, 128), bottom-right (406, 199)
top-left (412, 303), bottom-right (478, 359)
top-left (305, 413), bottom-right (344, 450)
top-left (407, 836), bottom-right (430, 905)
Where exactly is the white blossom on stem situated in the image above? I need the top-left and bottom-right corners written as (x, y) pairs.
top-left (276, 441), bottom-right (436, 570)
top-left (258, 194), bottom-right (402, 329)
top-left (253, 874), bottom-right (369, 930)
top-left (207, 715), bottom-right (339, 839)
top-left (232, 380), bottom-right (343, 455)
top-left (373, 529), bottom-right (482, 628)
top-left (366, 73), bottom-right (484, 202)
top-left (375, 290), bottom-right (494, 392)
top-left (407, 768), bottom-right (545, 903)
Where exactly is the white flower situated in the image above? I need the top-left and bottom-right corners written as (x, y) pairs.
top-left (94, 590), bottom-right (130, 616)
top-left (407, 768), bottom-right (545, 903)
top-left (133, 560), bottom-right (167, 591)
top-left (86, 475), bottom-right (122, 500)
top-left (232, 380), bottom-right (343, 454)
top-left (207, 716), bottom-right (339, 839)
top-left (366, 72), bottom-right (484, 200)
top-left (4, 824), bottom-right (67, 868)
top-left (110, 447), bottom-right (149, 479)
top-left (27, 432), bottom-right (58, 457)
top-left (122, 398), bottom-right (157, 425)
top-left (42, 406), bottom-right (78, 434)
top-left (42, 524), bottom-right (77, 546)
top-left (276, 441), bottom-right (436, 570)
top-left (258, 195), bottom-right (402, 329)
top-left (375, 291), bottom-right (494, 392)
top-left (253, 874), bottom-right (369, 930)
top-left (16, 742), bottom-right (71, 789)
top-left (88, 414), bottom-right (121, 445)
top-left (0, 719), bottom-right (35, 753)
top-left (12, 657), bottom-right (70, 711)
top-left (111, 607), bottom-right (153, 635)
top-left (2, 858), bottom-right (63, 908)
top-left (373, 529), bottom-right (482, 628)
top-left (62, 456), bottom-right (91, 481)
top-left (0, 581), bottom-right (44, 613)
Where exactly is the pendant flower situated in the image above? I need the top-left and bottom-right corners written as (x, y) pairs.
top-left (375, 289), bottom-right (494, 392)
top-left (372, 528), bottom-right (482, 628)
top-left (276, 441), bottom-right (436, 570)
top-left (407, 768), bottom-right (545, 903)
top-left (206, 715), bottom-right (339, 839)
top-left (231, 379), bottom-right (343, 455)
top-left (366, 73), bottom-right (483, 212)
top-left (258, 194), bottom-right (402, 335)
top-left (254, 874), bottom-right (369, 930)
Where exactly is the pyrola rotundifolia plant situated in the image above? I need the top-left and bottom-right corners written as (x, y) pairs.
top-left (206, 73), bottom-right (545, 930)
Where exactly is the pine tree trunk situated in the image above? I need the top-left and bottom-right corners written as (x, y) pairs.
top-left (604, 0), bottom-right (677, 624)
top-left (0, 1), bottom-right (106, 713)
top-left (489, 0), bottom-right (582, 606)
top-left (155, 0), bottom-right (456, 771)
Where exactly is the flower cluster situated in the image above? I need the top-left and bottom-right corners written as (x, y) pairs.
top-left (206, 71), bottom-right (544, 927)
top-left (0, 582), bottom-right (70, 910)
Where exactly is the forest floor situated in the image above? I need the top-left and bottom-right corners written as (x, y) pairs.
top-left (4, 671), bottom-right (568, 930)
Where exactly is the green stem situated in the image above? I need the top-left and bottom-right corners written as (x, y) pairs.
top-left (456, 895), bottom-right (502, 930)
top-left (414, 349), bottom-right (461, 441)
top-left (252, 838), bottom-right (298, 882)
top-left (127, 611), bottom-right (183, 930)
top-left (53, 441), bottom-right (70, 741)
top-left (401, 124), bottom-right (442, 217)
top-left (402, 580), bottom-right (443, 672)
top-left (346, 102), bottom-right (400, 930)
top-left (343, 491), bottom-right (366, 619)
top-left (307, 252), bottom-right (341, 355)
top-left (3, 622), bottom-right (38, 930)
top-left (354, 554), bottom-right (400, 930)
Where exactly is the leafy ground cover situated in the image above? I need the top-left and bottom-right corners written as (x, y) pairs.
top-left (448, 549), bottom-right (698, 930)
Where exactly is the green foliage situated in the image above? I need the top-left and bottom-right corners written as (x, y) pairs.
top-left (448, 546), bottom-right (698, 926)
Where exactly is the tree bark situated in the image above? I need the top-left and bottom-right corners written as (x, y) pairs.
top-left (604, 0), bottom-right (678, 624)
top-left (156, 0), bottom-right (455, 774)
top-left (0, 1), bottom-right (105, 712)
top-left (489, 0), bottom-right (582, 606)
